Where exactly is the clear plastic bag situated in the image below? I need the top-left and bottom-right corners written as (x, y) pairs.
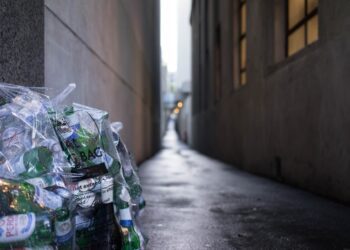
top-left (0, 82), bottom-right (148, 249)
top-left (0, 83), bottom-right (72, 180)
top-left (110, 122), bottom-right (148, 249)
top-left (48, 101), bottom-right (127, 249)
top-left (110, 122), bottom-right (144, 205)
top-left (0, 83), bottom-right (75, 249)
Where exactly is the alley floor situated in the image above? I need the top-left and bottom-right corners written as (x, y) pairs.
top-left (138, 128), bottom-right (350, 250)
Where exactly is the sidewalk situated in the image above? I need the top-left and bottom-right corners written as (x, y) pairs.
top-left (139, 128), bottom-right (350, 250)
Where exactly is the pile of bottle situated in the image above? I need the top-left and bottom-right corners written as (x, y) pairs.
top-left (0, 83), bottom-right (147, 249)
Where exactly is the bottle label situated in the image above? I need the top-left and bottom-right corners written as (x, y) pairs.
top-left (69, 177), bottom-right (100, 208)
top-left (119, 207), bottom-right (132, 221)
top-left (69, 176), bottom-right (100, 193)
top-left (120, 219), bottom-right (133, 228)
top-left (34, 186), bottom-right (63, 210)
top-left (66, 113), bottom-right (81, 131)
top-left (76, 191), bottom-right (96, 208)
top-left (0, 213), bottom-right (36, 243)
top-left (101, 175), bottom-right (113, 204)
top-left (77, 192), bottom-right (96, 208)
top-left (55, 218), bottom-right (73, 243)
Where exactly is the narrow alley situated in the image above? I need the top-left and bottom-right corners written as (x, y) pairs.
top-left (2, 1), bottom-right (350, 249)
top-left (139, 122), bottom-right (350, 250)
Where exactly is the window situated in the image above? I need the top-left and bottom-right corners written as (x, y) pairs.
top-left (239, 0), bottom-right (247, 86)
top-left (287, 0), bottom-right (319, 56)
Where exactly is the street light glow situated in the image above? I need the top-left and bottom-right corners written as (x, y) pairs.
top-left (177, 101), bottom-right (183, 109)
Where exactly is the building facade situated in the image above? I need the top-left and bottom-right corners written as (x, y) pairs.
top-left (176, 0), bottom-right (192, 145)
top-left (191, 0), bottom-right (350, 203)
top-left (0, 0), bottom-right (161, 162)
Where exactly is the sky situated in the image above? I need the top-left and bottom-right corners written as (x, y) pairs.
top-left (160, 0), bottom-right (178, 73)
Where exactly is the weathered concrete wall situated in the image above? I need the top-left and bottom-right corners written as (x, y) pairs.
top-left (0, 0), bottom-right (44, 86)
top-left (191, 0), bottom-right (350, 203)
top-left (44, 0), bottom-right (161, 162)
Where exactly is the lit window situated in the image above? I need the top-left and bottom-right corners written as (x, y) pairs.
top-left (287, 0), bottom-right (319, 56)
top-left (239, 0), bottom-right (247, 86)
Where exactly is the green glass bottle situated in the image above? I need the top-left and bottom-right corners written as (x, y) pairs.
top-left (63, 106), bottom-right (81, 131)
top-left (55, 208), bottom-right (73, 250)
top-left (0, 212), bottom-right (54, 248)
top-left (54, 107), bottom-right (104, 169)
top-left (0, 178), bottom-right (63, 214)
top-left (119, 201), bottom-right (141, 250)
top-left (17, 146), bottom-right (53, 179)
top-left (121, 228), bottom-right (132, 250)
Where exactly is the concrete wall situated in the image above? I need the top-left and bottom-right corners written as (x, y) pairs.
top-left (0, 0), bottom-right (160, 162)
top-left (191, 0), bottom-right (350, 203)
top-left (44, 0), bottom-right (160, 162)
top-left (0, 0), bottom-right (44, 86)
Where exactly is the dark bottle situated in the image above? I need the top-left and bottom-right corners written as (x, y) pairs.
top-left (101, 203), bottom-right (123, 250)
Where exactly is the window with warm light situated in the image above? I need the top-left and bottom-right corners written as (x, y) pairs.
top-left (287, 0), bottom-right (319, 57)
top-left (239, 0), bottom-right (247, 86)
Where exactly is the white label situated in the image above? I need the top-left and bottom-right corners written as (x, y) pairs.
top-left (76, 191), bottom-right (96, 208)
top-left (69, 177), bottom-right (100, 208)
top-left (66, 113), bottom-right (80, 129)
top-left (34, 186), bottom-right (63, 210)
top-left (101, 175), bottom-right (113, 204)
top-left (0, 213), bottom-right (36, 243)
top-left (68, 177), bottom-right (100, 194)
top-left (119, 207), bottom-right (132, 221)
top-left (77, 178), bottom-right (98, 192)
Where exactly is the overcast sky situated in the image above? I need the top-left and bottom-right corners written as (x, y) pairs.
top-left (161, 0), bottom-right (178, 73)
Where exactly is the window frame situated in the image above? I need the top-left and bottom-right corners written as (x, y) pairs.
top-left (285, 0), bottom-right (319, 57)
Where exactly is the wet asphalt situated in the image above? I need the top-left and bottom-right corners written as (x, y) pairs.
top-left (138, 128), bottom-right (350, 250)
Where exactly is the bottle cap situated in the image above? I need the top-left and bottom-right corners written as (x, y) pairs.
top-left (121, 227), bottom-right (129, 236)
